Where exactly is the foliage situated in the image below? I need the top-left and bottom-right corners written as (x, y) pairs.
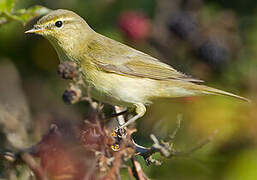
top-left (0, 0), bottom-right (50, 26)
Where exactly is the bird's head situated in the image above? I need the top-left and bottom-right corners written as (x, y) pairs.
top-left (26, 9), bottom-right (94, 60)
top-left (25, 9), bottom-right (93, 45)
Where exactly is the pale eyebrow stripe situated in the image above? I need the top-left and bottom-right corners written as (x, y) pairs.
top-left (38, 17), bottom-right (75, 26)
top-left (59, 17), bottom-right (74, 22)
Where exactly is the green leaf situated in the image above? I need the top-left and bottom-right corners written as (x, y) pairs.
top-left (0, 5), bottom-right (50, 27)
top-left (0, 16), bottom-right (7, 25)
top-left (14, 6), bottom-right (51, 25)
top-left (0, 0), bottom-right (16, 13)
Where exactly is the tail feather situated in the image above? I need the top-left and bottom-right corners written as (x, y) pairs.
top-left (191, 84), bottom-right (250, 102)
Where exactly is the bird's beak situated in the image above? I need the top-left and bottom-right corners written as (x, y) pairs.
top-left (25, 25), bottom-right (45, 34)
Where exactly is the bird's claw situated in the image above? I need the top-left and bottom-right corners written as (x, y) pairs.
top-left (114, 126), bottom-right (127, 139)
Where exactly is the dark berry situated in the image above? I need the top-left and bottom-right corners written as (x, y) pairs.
top-left (167, 11), bottom-right (198, 40)
top-left (197, 40), bottom-right (229, 70)
top-left (57, 62), bottom-right (78, 80)
top-left (62, 85), bottom-right (81, 104)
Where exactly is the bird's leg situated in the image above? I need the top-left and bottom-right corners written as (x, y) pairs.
top-left (114, 106), bottom-right (126, 127)
top-left (119, 103), bottom-right (146, 129)
top-left (112, 104), bottom-right (145, 147)
top-left (114, 106), bottom-right (126, 139)
top-left (112, 104), bottom-right (146, 152)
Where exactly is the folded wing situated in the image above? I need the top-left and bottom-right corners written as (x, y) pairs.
top-left (88, 34), bottom-right (203, 83)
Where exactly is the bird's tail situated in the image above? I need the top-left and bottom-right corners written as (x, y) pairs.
top-left (190, 84), bottom-right (250, 102)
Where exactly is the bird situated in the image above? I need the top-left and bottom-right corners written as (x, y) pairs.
top-left (25, 9), bottom-right (249, 128)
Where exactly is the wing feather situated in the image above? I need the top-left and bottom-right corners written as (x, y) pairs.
top-left (87, 34), bottom-right (203, 83)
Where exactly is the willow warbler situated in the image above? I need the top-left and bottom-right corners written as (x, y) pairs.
top-left (25, 9), bottom-right (249, 128)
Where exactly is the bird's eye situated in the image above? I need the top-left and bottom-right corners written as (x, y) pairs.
top-left (55, 21), bottom-right (63, 28)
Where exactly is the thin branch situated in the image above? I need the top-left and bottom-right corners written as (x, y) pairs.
top-left (0, 151), bottom-right (16, 163)
top-left (175, 130), bottom-right (219, 156)
top-left (127, 167), bottom-right (134, 180)
top-left (19, 152), bottom-right (48, 180)
top-left (133, 117), bottom-right (218, 166)
top-left (101, 145), bottom-right (124, 180)
top-left (131, 157), bottom-right (149, 180)
top-left (80, 87), bottom-right (99, 110)
top-left (169, 114), bottom-right (182, 141)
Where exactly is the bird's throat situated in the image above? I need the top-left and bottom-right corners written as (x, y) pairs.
top-left (47, 36), bottom-right (80, 63)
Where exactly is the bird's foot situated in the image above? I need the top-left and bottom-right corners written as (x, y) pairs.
top-left (114, 126), bottom-right (127, 139)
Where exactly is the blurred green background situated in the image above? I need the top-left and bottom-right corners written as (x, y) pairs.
top-left (0, 0), bottom-right (257, 179)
